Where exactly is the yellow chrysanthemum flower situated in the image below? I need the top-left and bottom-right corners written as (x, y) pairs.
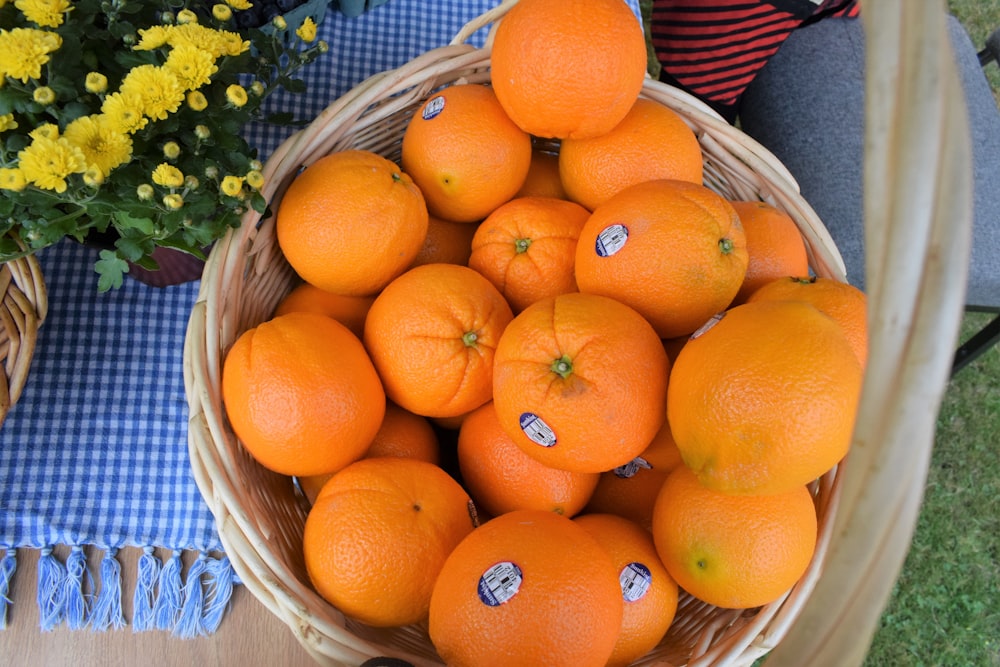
top-left (245, 170), bottom-right (264, 190)
top-left (226, 84), bottom-right (248, 108)
top-left (14, 0), bottom-right (70, 29)
top-left (85, 72), bottom-right (108, 94)
top-left (32, 85), bottom-right (55, 104)
top-left (0, 27), bottom-right (62, 83)
top-left (136, 183), bottom-right (155, 201)
top-left (120, 64), bottom-right (185, 122)
top-left (29, 123), bottom-right (58, 140)
top-left (0, 113), bottom-right (18, 133)
top-left (152, 163), bottom-right (185, 188)
top-left (0, 168), bottom-right (27, 192)
top-left (220, 175), bottom-right (244, 197)
top-left (176, 8), bottom-right (198, 24)
top-left (212, 4), bottom-right (232, 21)
top-left (225, 0), bottom-right (252, 10)
top-left (18, 136), bottom-right (87, 193)
top-left (166, 24), bottom-right (247, 59)
top-left (296, 17), bottom-right (317, 43)
top-left (82, 166), bottom-right (104, 187)
top-left (162, 193), bottom-right (184, 210)
top-left (162, 142), bottom-right (181, 160)
top-left (215, 30), bottom-right (250, 57)
top-left (186, 91), bottom-right (208, 112)
top-left (164, 43), bottom-right (218, 91)
top-left (63, 114), bottom-right (133, 178)
top-left (101, 92), bottom-right (149, 135)
top-left (134, 26), bottom-right (171, 51)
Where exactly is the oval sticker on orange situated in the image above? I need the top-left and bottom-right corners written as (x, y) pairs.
top-left (478, 561), bottom-right (523, 606)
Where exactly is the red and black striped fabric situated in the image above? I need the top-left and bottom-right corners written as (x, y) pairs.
top-left (651, 0), bottom-right (859, 121)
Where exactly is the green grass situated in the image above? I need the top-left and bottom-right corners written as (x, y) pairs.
top-left (638, 1), bottom-right (1000, 663)
top-left (866, 312), bottom-right (1000, 666)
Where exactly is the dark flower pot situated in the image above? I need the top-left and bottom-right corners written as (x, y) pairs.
top-left (84, 230), bottom-right (207, 288)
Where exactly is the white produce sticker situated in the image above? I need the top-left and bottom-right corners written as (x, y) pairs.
top-left (478, 561), bottom-right (523, 606)
top-left (422, 95), bottom-right (445, 120)
top-left (519, 412), bottom-right (557, 447)
top-left (595, 224), bottom-right (629, 257)
top-left (620, 562), bottom-right (652, 602)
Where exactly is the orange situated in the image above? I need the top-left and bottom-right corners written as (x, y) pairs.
top-left (559, 97), bottom-right (704, 211)
top-left (303, 457), bottom-right (475, 627)
top-left (275, 149), bottom-right (428, 296)
top-left (575, 179), bottom-right (748, 339)
top-left (363, 263), bottom-right (514, 419)
top-left (515, 148), bottom-right (567, 200)
top-left (585, 466), bottom-right (671, 532)
top-left (428, 509), bottom-right (623, 667)
top-left (651, 466), bottom-right (818, 609)
top-left (221, 312), bottom-right (385, 477)
top-left (747, 275), bottom-right (869, 368)
top-left (492, 292), bottom-right (670, 474)
top-left (574, 513), bottom-right (680, 667)
top-left (273, 282), bottom-right (375, 339)
top-left (490, 0), bottom-right (647, 140)
top-left (297, 401), bottom-right (441, 505)
top-left (457, 401), bottom-right (599, 518)
top-left (582, 419), bottom-right (680, 529)
top-left (400, 83), bottom-right (532, 222)
top-left (467, 196), bottom-right (590, 313)
top-left (410, 214), bottom-right (478, 268)
top-left (364, 402), bottom-right (440, 463)
top-left (667, 300), bottom-right (863, 496)
top-left (729, 200), bottom-right (810, 305)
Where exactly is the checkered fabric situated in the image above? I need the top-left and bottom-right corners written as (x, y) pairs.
top-left (0, 0), bottom-right (642, 635)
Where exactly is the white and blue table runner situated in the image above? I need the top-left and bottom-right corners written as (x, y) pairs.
top-left (0, 0), bottom-right (642, 637)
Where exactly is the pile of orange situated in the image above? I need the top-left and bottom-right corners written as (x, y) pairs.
top-left (220, 0), bottom-right (870, 664)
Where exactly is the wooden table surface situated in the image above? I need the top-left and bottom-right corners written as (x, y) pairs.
top-left (1, 546), bottom-right (319, 666)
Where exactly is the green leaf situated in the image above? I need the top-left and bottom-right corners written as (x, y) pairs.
top-left (113, 211), bottom-right (155, 236)
top-left (95, 250), bottom-right (128, 292)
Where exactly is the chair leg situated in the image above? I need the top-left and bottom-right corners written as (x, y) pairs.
top-left (952, 313), bottom-right (1000, 376)
top-left (978, 26), bottom-right (1000, 66)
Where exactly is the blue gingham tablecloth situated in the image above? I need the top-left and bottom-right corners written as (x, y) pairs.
top-left (0, 0), bottom-right (642, 636)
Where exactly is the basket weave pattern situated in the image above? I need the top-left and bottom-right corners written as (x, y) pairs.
top-left (0, 248), bottom-right (48, 427)
top-left (186, 8), bottom-right (857, 666)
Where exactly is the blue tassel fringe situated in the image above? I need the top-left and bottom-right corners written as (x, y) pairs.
top-left (89, 549), bottom-right (125, 631)
top-left (131, 546), bottom-right (161, 633)
top-left (0, 546), bottom-right (236, 635)
top-left (0, 549), bottom-right (15, 629)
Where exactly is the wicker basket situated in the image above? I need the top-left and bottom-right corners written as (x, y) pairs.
top-left (0, 246), bottom-right (48, 428)
top-left (184, 1), bottom-right (972, 664)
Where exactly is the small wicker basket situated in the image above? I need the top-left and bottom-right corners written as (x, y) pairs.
top-left (0, 244), bottom-right (48, 427)
top-left (184, 1), bottom-right (972, 665)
